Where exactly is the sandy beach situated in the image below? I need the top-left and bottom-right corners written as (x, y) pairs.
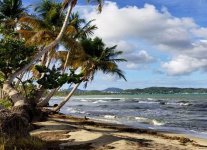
top-left (30, 113), bottom-right (207, 150)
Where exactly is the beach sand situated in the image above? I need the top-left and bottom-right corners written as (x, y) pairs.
top-left (30, 114), bottom-right (207, 150)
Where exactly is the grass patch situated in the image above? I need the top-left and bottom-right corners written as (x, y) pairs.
top-left (0, 136), bottom-right (46, 150)
top-left (0, 99), bottom-right (12, 109)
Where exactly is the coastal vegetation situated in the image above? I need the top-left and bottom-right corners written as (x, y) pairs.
top-left (0, 1), bottom-right (207, 149)
top-left (55, 87), bottom-right (207, 96)
top-left (0, 0), bottom-right (127, 147)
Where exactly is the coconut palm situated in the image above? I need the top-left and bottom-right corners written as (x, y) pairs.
top-left (2, 0), bottom-right (77, 105)
top-left (0, 0), bottom-right (26, 34)
top-left (18, 0), bottom-right (79, 87)
top-left (10, 0), bottom-right (102, 83)
top-left (54, 37), bottom-right (126, 112)
top-left (0, 0), bottom-right (103, 136)
top-left (37, 11), bottom-right (97, 107)
top-left (0, 0), bottom-right (26, 20)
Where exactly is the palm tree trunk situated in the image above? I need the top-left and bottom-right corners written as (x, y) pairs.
top-left (53, 83), bottom-right (80, 112)
top-left (0, 3), bottom-right (75, 136)
top-left (0, 81), bottom-right (32, 136)
top-left (2, 81), bottom-right (26, 107)
top-left (0, 88), bottom-right (6, 99)
top-left (7, 3), bottom-right (75, 84)
top-left (15, 73), bottom-right (24, 87)
top-left (37, 48), bottom-right (72, 107)
top-left (37, 87), bottom-right (60, 107)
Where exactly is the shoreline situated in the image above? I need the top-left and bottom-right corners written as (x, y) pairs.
top-left (30, 113), bottom-right (207, 149)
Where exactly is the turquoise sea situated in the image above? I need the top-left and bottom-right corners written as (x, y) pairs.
top-left (50, 94), bottom-right (207, 139)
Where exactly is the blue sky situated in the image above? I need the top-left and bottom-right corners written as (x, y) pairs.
top-left (22, 0), bottom-right (207, 90)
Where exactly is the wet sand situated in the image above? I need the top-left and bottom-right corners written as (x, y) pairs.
top-left (30, 114), bottom-right (207, 150)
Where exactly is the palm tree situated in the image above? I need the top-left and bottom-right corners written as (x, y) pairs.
top-left (9, 0), bottom-right (102, 82)
top-left (0, 0), bottom-right (26, 34)
top-left (0, 0), bottom-right (26, 20)
top-left (2, 0), bottom-right (76, 105)
top-left (1, 0), bottom-right (104, 136)
top-left (54, 37), bottom-right (126, 112)
top-left (37, 12), bottom-right (97, 107)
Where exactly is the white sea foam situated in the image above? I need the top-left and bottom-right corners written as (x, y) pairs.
top-left (68, 109), bottom-right (78, 113)
top-left (201, 132), bottom-right (207, 135)
top-left (152, 120), bottom-right (165, 126)
top-left (147, 98), bottom-right (155, 101)
top-left (67, 108), bottom-right (80, 113)
top-left (138, 101), bottom-right (159, 104)
top-left (76, 97), bottom-right (122, 100)
top-left (179, 103), bottom-right (190, 106)
top-left (166, 102), bottom-right (190, 106)
top-left (80, 99), bottom-right (89, 102)
top-left (135, 117), bottom-right (148, 121)
top-left (104, 115), bottom-right (117, 119)
top-left (93, 100), bottom-right (108, 104)
top-left (135, 117), bottom-right (165, 126)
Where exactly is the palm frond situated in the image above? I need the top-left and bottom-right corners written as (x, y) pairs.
top-left (17, 29), bottom-right (36, 40)
top-left (19, 16), bottom-right (47, 30)
top-left (27, 30), bottom-right (56, 45)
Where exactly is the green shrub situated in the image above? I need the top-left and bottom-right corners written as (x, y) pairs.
top-left (0, 136), bottom-right (45, 150)
top-left (0, 99), bottom-right (12, 109)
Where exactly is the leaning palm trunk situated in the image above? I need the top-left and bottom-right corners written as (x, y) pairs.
top-left (15, 73), bottom-right (25, 87)
top-left (37, 48), bottom-right (71, 107)
top-left (3, 81), bottom-right (26, 107)
top-left (3, 2), bottom-right (74, 105)
top-left (37, 87), bottom-right (60, 107)
top-left (54, 83), bottom-right (80, 112)
top-left (0, 81), bottom-right (31, 136)
top-left (8, 2), bottom-right (75, 84)
top-left (0, 2), bottom-right (76, 137)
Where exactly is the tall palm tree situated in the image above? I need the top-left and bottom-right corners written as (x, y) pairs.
top-left (8, 0), bottom-right (103, 84)
top-left (0, 0), bottom-right (26, 34)
top-left (54, 37), bottom-right (126, 112)
top-left (1, 0), bottom-right (103, 133)
top-left (18, 1), bottom-right (79, 86)
top-left (37, 11), bottom-right (97, 107)
top-left (2, 0), bottom-right (103, 106)
top-left (2, 0), bottom-right (77, 105)
top-left (0, 0), bottom-right (26, 20)
top-left (0, 0), bottom-right (103, 136)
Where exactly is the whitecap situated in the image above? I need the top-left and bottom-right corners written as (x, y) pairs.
top-left (104, 115), bottom-right (117, 119)
top-left (147, 98), bottom-right (155, 101)
top-left (139, 101), bottom-right (159, 104)
top-left (67, 108), bottom-right (79, 113)
top-left (80, 99), bottom-right (89, 102)
top-left (135, 117), bottom-right (148, 121)
top-left (152, 120), bottom-right (165, 126)
top-left (93, 100), bottom-right (108, 104)
top-left (135, 116), bottom-right (165, 126)
top-left (70, 109), bottom-right (79, 113)
top-left (180, 103), bottom-right (191, 106)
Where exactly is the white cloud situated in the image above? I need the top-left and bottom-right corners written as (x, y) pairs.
top-left (78, 1), bottom-right (207, 75)
top-left (112, 41), bottom-right (154, 69)
top-left (162, 55), bottom-right (207, 75)
top-left (192, 28), bottom-right (207, 38)
top-left (125, 50), bottom-right (154, 69)
top-left (84, 2), bottom-right (196, 50)
top-left (127, 50), bottom-right (154, 63)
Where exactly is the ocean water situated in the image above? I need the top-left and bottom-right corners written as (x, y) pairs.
top-left (50, 94), bottom-right (207, 139)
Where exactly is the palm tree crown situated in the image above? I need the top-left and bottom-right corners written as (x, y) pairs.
top-left (80, 37), bottom-right (127, 83)
top-left (0, 0), bottom-right (25, 20)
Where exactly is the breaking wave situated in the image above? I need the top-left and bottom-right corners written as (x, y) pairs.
top-left (135, 117), bottom-right (165, 126)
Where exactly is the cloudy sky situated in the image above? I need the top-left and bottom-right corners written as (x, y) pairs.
top-left (23, 0), bottom-right (207, 90)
